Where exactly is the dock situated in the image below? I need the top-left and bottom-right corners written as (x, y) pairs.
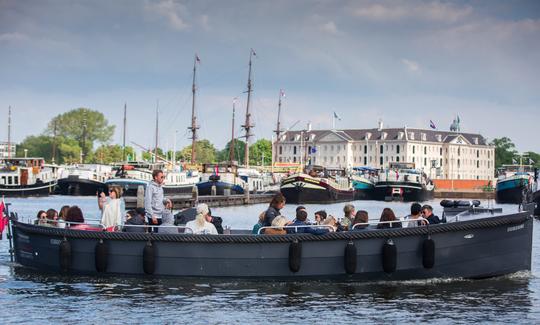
top-left (124, 193), bottom-right (275, 210)
top-left (434, 190), bottom-right (494, 200)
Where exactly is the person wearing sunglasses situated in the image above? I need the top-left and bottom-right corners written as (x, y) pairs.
top-left (98, 186), bottom-right (125, 230)
top-left (144, 169), bottom-right (165, 232)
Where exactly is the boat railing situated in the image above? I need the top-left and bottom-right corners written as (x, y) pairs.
top-left (351, 217), bottom-right (430, 230)
top-left (32, 218), bottom-right (195, 233)
top-left (121, 224), bottom-right (194, 234)
top-left (257, 225), bottom-right (334, 234)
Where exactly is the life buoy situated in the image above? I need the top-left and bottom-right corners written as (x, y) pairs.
top-left (95, 239), bottom-right (108, 272)
top-left (382, 239), bottom-right (397, 273)
top-left (289, 239), bottom-right (302, 273)
top-left (59, 239), bottom-right (71, 272)
top-left (422, 238), bottom-right (435, 269)
top-left (344, 241), bottom-right (357, 274)
top-left (143, 241), bottom-right (156, 275)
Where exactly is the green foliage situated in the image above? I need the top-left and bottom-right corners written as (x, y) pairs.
top-left (216, 139), bottom-right (246, 164)
top-left (93, 145), bottom-right (135, 164)
top-left (45, 108), bottom-right (115, 161)
top-left (142, 147), bottom-right (165, 162)
top-left (490, 137), bottom-right (517, 168)
top-left (16, 135), bottom-right (82, 164)
top-left (179, 139), bottom-right (217, 164)
top-left (249, 139), bottom-right (272, 166)
top-left (524, 151), bottom-right (540, 168)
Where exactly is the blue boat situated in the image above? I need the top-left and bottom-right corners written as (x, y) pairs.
top-left (351, 166), bottom-right (377, 200)
top-left (495, 165), bottom-right (535, 204)
top-left (197, 163), bottom-right (246, 195)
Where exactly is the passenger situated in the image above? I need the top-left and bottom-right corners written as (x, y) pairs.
top-left (352, 210), bottom-right (370, 231)
top-left (145, 169), bottom-right (166, 231)
top-left (290, 210), bottom-right (329, 235)
top-left (207, 208), bottom-right (224, 234)
top-left (159, 198), bottom-right (177, 234)
top-left (341, 204), bottom-right (356, 230)
top-left (405, 203), bottom-right (426, 227)
top-left (123, 209), bottom-right (146, 233)
top-left (252, 211), bottom-right (265, 234)
top-left (265, 215), bottom-right (288, 235)
top-left (36, 210), bottom-right (47, 226)
top-left (66, 206), bottom-right (101, 231)
top-left (294, 206), bottom-right (307, 223)
top-left (185, 203), bottom-right (218, 235)
top-left (377, 208), bottom-right (403, 229)
top-left (58, 205), bottom-right (70, 229)
top-left (314, 210), bottom-right (327, 225)
top-left (263, 193), bottom-right (286, 227)
top-left (422, 205), bottom-right (442, 224)
top-left (322, 215), bottom-right (338, 232)
top-left (46, 208), bottom-right (58, 227)
top-left (98, 186), bottom-right (125, 230)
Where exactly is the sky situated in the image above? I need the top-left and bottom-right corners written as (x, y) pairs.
top-left (1, 0), bottom-right (539, 153)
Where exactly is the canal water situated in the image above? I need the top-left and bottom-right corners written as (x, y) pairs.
top-left (0, 196), bottom-right (539, 323)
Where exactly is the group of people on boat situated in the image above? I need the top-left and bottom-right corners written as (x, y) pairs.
top-left (251, 193), bottom-right (445, 234)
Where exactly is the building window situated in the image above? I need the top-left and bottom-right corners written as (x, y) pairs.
top-left (440, 148), bottom-right (442, 155)
top-left (369, 157), bottom-right (372, 163)
top-left (424, 146), bottom-right (427, 155)
top-left (364, 145), bottom-right (367, 154)
top-left (413, 157), bottom-right (415, 163)
top-left (396, 145), bottom-right (400, 154)
top-left (396, 156), bottom-right (400, 162)
top-left (440, 158), bottom-right (443, 166)
top-left (331, 145), bottom-right (334, 151)
top-left (293, 146), bottom-right (297, 155)
top-left (424, 157), bottom-right (427, 166)
top-left (477, 160), bottom-right (480, 168)
top-left (413, 146), bottom-right (416, 154)
top-left (380, 145), bottom-right (384, 154)
top-left (279, 146), bottom-right (282, 155)
top-left (458, 159), bottom-right (461, 168)
top-left (293, 157), bottom-right (296, 163)
top-left (458, 147), bottom-right (461, 156)
top-left (380, 157), bottom-right (383, 165)
top-left (364, 157), bottom-right (367, 165)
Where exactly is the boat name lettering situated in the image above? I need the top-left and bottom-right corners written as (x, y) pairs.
top-left (304, 178), bottom-right (320, 185)
top-left (50, 239), bottom-right (62, 245)
top-left (507, 224), bottom-right (524, 232)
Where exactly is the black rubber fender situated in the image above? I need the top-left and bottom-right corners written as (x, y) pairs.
top-left (95, 239), bottom-right (108, 273)
top-left (344, 241), bottom-right (357, 274)
top-left (59, 239), bottom-right (71, 272)
top-left (289, 239), bottom-right (302, 273)
top-left (422, 238), bottom-right (435, 269)
top-left (143, 241), bottom-right (156, 275)
top-left (382, 239), bottom-right (397, 273)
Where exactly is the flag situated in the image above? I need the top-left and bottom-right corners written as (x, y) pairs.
top-left (280, 89), bottom-right (285, 98)
top-left (512, 158), bottom-right (517, 164)
top-left (214, 165), bottom-right (219, 176)
top-left (311, 146), bottom-right (317, 154)
top-left (0, 201), bottom-right (6, 240)
top-left (529, 158), bottom-right (535, 164)
top-left (195, 54), bottom-right (201, 63)
top-left (333, 112), bottom-right (341, 120)
top-left (251, 48), bottom-right (257, 56)
top-left (429, 120), bottom-right (436, 129)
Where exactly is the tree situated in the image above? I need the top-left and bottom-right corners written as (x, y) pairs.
top-left (490, 137), bottom-right (517, 168)
top-left (216, 139), bottom-right (246, 164)
top-left (249, 139), bottom-right (272, 166)
top-left (16, 135), bottom-right (81, 164)
top-left (142, 147), bottom-right (165, 162)
top-left (93, 145), bottom-right (136, 164)
top-left (524, 152), bottom-right (540, 168)
top-left (179, 139), bottom-right (217, 164)
top-left (45, 108), bottom-right (115, 162)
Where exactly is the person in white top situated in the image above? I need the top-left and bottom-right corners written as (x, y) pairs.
top-left (186, 203), bottom-right (218, 235)
top-left (98, 186), bottom-right (125, 229)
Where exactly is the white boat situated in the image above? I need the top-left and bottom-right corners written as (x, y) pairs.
top-left (0, 157), bottom-right (57, 196)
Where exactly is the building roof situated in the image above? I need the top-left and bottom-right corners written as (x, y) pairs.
top-left (280, 127), bottom-right (490, 146)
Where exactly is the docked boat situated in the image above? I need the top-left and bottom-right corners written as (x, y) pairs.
top-left (5, 203), bottom-right (533, 279)
top-left (280, 165), bottom-right (354, 204)
top-left (373, 162), bottom-right (434, 202)
top-left (197, 163), bottom-right (246, 195)
top-left (105, 161), bottom-right (199, 197)
top-left (351, 166), bottom-right (377, 200)
top-left (495, 165), bottom-right (535, 204)
top-left (55, 164), bottom-right (112, 196)
top-left (0, 158), bottom-right (57, 196)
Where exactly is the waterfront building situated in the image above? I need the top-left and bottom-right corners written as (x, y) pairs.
top-left (0, 141), bottom-right (16, 159)
top-left (273, 122), bottom-right (495, 180)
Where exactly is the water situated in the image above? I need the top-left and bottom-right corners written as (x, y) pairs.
top-left (1, 196), bottom-right (539, 323)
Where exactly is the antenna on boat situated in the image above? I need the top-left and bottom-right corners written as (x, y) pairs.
top-left (123, 102), bottom-right (127, 162)
top-left (7, 106), bottom-right (12, 159)
top-left (230, 97), bottom-right (237, 165)
top-left (82, 109), bottom-right (87, 163)
top-left (155, 100), bottom-right (159, 163)
top-left (188, 54), bottom-right (201, 165)
top-left (52, 120), bottom-right (57, 164)
top-left (274, 89), bottom-right (285, 166)
top-left (242, 49), bottom-right (256, 168)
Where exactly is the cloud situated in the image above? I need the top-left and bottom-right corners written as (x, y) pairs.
top-left (0, 32), bottom-right (30, 42)
top-left (200, 14), bottom-right (210, 31)
top-left (144, 0), bottom-right (189, 31)
top-left (352, 1), bottom-right (472, 23)
top-left (401, 58), bottom-right (420, 72)
top-left (320, 21), bottom-right (338, 34)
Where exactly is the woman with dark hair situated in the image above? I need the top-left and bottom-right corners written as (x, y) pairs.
top-left (36, 210), bottom-right (47, 226)
top-left (45, 209), bottom-right (58, 227)
top-left (263, 193), bottom-right (286, 227)
top-left (377, 208), bottom-right (402, 229)
top-left (58, 205), bottom-right (70, 228)
top-left (66, 206), bottom-right (84, 225)
top-left (98, 185), bottom-right (125, 229)
top-left (352, 210), bottom-right (370, 230)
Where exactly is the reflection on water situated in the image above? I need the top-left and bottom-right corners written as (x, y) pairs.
top-left (0, 197), bottom-right (539, 323)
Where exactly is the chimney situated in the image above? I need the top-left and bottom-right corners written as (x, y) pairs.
top-left (378, 119), bottom-right (383, 131)
top-left (307, 122), bottom-right (312, 132)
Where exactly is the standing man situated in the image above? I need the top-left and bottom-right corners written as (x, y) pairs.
top-left (145, 169), bottom-right (165, 232)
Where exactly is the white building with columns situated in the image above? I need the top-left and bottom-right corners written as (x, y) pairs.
top-left (273, 125), bottom-right (495, 180)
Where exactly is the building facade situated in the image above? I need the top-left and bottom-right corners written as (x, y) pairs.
top-left (0, 142), bottom-right (16, 159)
top-left (273, 126), bottom-right (495, 180)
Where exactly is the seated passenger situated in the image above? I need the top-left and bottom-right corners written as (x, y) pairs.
top-left (405, 203), bottom-right (426, 227)
top-left (341, 204), bottom-right (356, 230)
top-left (36, 210), bottom-right (47, 226)
top-left (123, 209), bottom-right (146, 233)
top-left (159, 198), bottom-right (177, 234)
top-left (322, 215), bottom-right (338, 232)
top-left (352, 210), bottom-right (370, 231)
top-left (290, 210), bottom-right (329, 235)
top-left (265, 215), bottom-right (289, 235)
top-left (58, 205), bottom-right (70, 229)
top-left (186, 203), bottom-right (218, 235)
top-left (314, 210), bottom-right (327, 225)
top-left (207, 208), bottom-right (224, 234)
top-left (422, 205), bottom-right (443, 224)
top-left (252, 211), bottom-right (265, 234)
top-left (66, 206), bottom-right (102, 231)
top-left (46, 209), bottom-right (58, 227)
top-left (377, 208), bottom-right (403, 229)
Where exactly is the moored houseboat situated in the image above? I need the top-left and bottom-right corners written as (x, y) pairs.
top-left (351, 166), bottom-right (377, 200)
top-left (373, 162), bottom-right (434, 202)
top-left (56, 164), bottom-right (112, 196)
top-left (0, 158), bottom-right (57, 196)
top-left (495, 165), bottom-right (535, 204)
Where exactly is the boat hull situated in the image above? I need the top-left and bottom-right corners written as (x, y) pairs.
top-left (0, 181), bottom-right (57, 197)
top-left (496, 179), bottom-right (529, 204)
top-left (352, 180), bottom-right (374, 200)
top-left (196, 181), bottom-right (244, 196)
top-left (280, 177), bottom-right (354, 204)
top-left (10, 212), bottom-right (533, 279)
top-left (373, 181), bottom-right (434, 202)
top-left (56, 177), bottom-right (107, 196)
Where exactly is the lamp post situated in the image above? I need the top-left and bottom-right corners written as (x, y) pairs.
top-left (24, 149), bottom-right (28, 158)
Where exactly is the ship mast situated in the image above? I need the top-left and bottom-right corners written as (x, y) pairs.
top-left (273, 89), bottom-right (285, 164)
top-left (7, 106), bottom-right (11, 159)
top-left (242, 49), bottom-right (255, 168)
top-left (122, 102), bottom-right (127, 161)
top-left (229, 98), bottom-right (237, 164)
top-left (188, 54), bottom-right (200, 165)
top-left (52, 120), bottom-right (57, 163)
top-left (154, 101), bottom-right (159, 163)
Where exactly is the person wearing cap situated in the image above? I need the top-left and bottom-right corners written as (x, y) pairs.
top-left (405, 203), bottom-right (427, 228)
top-left (186, 203), bottom-right (218, 235)
top-left (422, 204), bottom-right (442, 225)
